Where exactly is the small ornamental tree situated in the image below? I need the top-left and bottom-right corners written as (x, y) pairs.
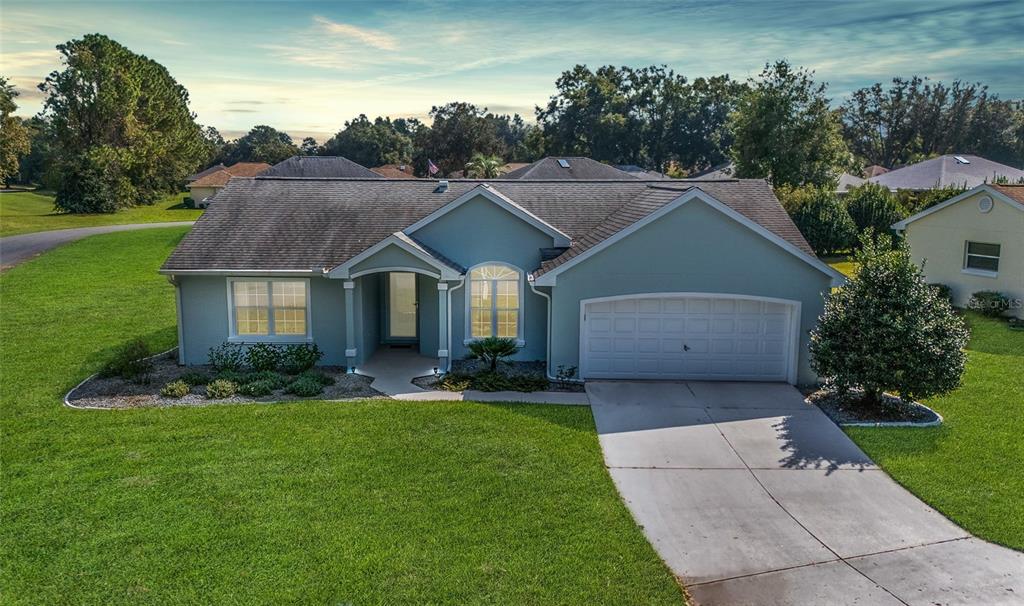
top-left (810, 232), bottom-right (969, 407)
top-left (466, 337), bottom-right (520, 371)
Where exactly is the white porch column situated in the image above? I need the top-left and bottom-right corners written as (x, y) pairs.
top-left (437, 282), bottom-right (449, 370)
top-left (343, 280), bottom-right (357, 369)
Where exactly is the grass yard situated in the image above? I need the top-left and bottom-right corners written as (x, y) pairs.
top-left (0, 228), bottom-right (683, 604)
top-left (0, 190), bottom-right (201, 237)
top-left (824, 255), bottom-right (858, 277)
top-left (847, 313), bottom-right (1024, 551)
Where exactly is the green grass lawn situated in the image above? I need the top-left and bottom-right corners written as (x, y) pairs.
top-left (824, 255), bottom-right (858, 277)
top-left (0, 228), bottom-right (683, 604)
top-left (847, 313), bottom-right (1024, 551)
top-left (0, 190), bottom-right (201, 237)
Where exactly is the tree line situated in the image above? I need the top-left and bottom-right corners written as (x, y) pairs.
top-left (2, 34), bottom-right (1023, 214)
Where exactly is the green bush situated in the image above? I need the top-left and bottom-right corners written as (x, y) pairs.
top-left (244, 370), bottom-right (288, 389)
top-left (436, 370), bottom-right (548, 392)
top-left (293, 369), bottom-right (335, 386)
top-left (969, 291), bottom-right (1010, 318)
top-left (929, 283), bottom-right (953, 304)
top-left (208, 342), bottom-right (245, 372)
top-left (778, 185), bottom-right (857, 256)
top-left (898, 185), bottom-right (967, 214)
top-left (245, 343), bottom-right (281, 371)
top-left (466, 337), bottom-right (520, 371)
top-left (205, 379), bottom-right (237, 399)
top-left (215, 369), bottom-right (246, 384)
top-left (810, 232), bottom-right (969, 407)
top-left (286, 376), bottom-right (324, 397)
top-left (100, 339), bottom-right (153, 383)
top-left (159, 379), bottom-right (190, 398)
top-left (183, 196), bottom-right (195, 209)
top-left (180, 370), bottom-right (210, 386)
top-left (437, 372), bottom-right (472, 391)
top-left (844, 183), bottom-right (905, 236)
top-left (238, 379), bottom-right (276, 397)
top-left (280, 344), bottom-right (323, 374)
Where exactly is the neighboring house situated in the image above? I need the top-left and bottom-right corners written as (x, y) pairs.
top-left (691, 162), bottom-right (735, 180)
top-left (161, 177), bottom-right (843, 384)
top-left (186, 163), bottom-right (226, 183)
top-left (504, 157), bottom-right (657, 180)
top-left (372, 164), bottom-right (418, 178)
top-left (616, 164), bottom-right (671, 180)
top-left (501, 162), bottom-right (530, 175)
top-left (869, 154), bottom-right (1024, 191)
top-left (893, 184), bottom-right (1024, 318)
top-left (187, 162), bottom-right (271, 207)
top-left (836, 172), bottom-right (866, 193)
top-left (864, 165), bottom-right (889, 178)
top-left (263, 155), bottom-right (382, 178)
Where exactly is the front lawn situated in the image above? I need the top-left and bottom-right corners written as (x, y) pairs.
top-left (0, 190), bottom-right (201, 237)
top-left (824, 254), bottom-right (857, 277)
top-left (0, 228), bottom-right (683, 604)
top-left (846, 313), bottom-right (1024, 551)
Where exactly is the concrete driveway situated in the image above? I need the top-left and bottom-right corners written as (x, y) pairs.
top-left (0, 221), bottom-right (194, 270)
top-left (588, 381), bottom-right (1024, 605)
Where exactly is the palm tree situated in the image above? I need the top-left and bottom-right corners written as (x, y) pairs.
top-left (464, 154), bottom-right (505, 178)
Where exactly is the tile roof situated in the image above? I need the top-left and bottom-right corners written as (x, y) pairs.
top-left (371, 164), bottom-right (418, 178)
top-left (262, 156), bottom-right (381, 178)
top-left (504, 157), bottom-right (648, 180)
top-left (189, 162), bottom-right (271, 188)
top-left (162, 177), bottom-right (812, 274)
top-left (868, 154), bottom-right (1024, 190)
top-left (991, 184), bottom-right (1024, 205)
top-left (187, 163), bottom-right (226, 182)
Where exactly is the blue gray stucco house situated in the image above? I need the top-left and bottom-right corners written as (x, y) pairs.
top-left (160, 177), bottom-right (843, 384)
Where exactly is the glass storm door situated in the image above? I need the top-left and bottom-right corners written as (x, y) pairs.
top-left (387, 272), bottom-right (418, 340)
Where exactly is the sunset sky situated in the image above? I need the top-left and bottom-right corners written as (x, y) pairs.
top-left (3, 0), bottom-right (1023, 142)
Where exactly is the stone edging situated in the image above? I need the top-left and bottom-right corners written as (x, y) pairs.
top-left (64, 347), bottom-right (179, 411)
top-left (804, 397), bottom-right (944, 428)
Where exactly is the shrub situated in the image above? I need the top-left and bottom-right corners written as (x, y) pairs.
top-left (215, 369), bottom-right (246, 384)
top-left (238, 379), bottom-right (276, 397)
top-left (100, 339), bottom-right (153, 383)
top-left (183, 196), bottom-right (195, 209)
top-left (293, 369), bottom-right (335, 386)
top-left (159, 380), bottom-right (190, 398)
top-left (810, 232), bottom-right (969, 407)
top-left (244, 370), bottom-right (288, 389)
top-left (280, 344), bottom-right (323, 374)
top-left (466, 337), bottom-right (520, 371)
top-left (286, 376), bottom-right (324, 397)
top-left (556, 365), bottom-right (578, 388)
top-left (898, 185), bottom-right (967, 215)
top-left (472, 371), bottom-right (548, 392)
top-left (246, 343), bottom-right (281, 372)
top-left (180, 370), bottom-right (210, 386)
top-left (844, 183), bottom-right (905, 236)
top-left (969, 291), bottom-right (1010, 318)
top-left (929, 283), bottom-right (953, 304)
top-left (437, 372), bottom-right (473, 391)
top-left (205, 379), bottom-right (237, 399)
top-left (208, 342), bottom-right (245, 372)
top-left (778, 185), bottom-right (857, 255)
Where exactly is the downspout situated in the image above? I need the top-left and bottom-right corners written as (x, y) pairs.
top-left (527, 275), bottom-right (556, 381)
top-left (166, 274), bottom-right (185, 365)
top-left (445, 275), bottom-right (466, 373)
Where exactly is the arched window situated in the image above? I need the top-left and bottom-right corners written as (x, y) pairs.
top-left (468, 263), bottom-right (521, 340)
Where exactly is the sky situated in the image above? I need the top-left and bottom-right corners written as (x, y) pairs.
top-left (3, 0), bottom-right (1023, 142)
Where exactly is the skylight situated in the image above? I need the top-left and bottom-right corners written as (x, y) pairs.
top-left (954, 155), bottom-right (970, 164)
top-left (558, 159), bottom-right (570, 168)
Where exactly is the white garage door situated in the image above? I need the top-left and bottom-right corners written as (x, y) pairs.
top-left (581, 295), bottom-right (797, 382)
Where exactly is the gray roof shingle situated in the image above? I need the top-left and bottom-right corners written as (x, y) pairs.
top-left (868, 154), bottom-right (1024, 190)
top-left (162, 177), bottom-right (812, 273)
top-left (262, 156), bottom-right (382, 179)
top-left (504, 157), bottom-right (646, 180)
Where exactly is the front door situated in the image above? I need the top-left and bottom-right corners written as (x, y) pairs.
top-left (386, 272), bottom-right (418, 342)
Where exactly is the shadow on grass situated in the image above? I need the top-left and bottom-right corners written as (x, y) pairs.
top-left (478, 401), bottom-right (596, 434)
top-left (72, 325), bottom-right (179, 389)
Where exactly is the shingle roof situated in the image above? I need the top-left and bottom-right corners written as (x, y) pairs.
top-left (187, 163), bottom-right (226, 182)
top-left (868, 154), bottom-right (1024, 190)
top-left (262, 156), bottom-right (382, 178)
top-left (189, 162), bottom-right (271, 188)
top-left (504, 157), bottom-right (646, 180)
top-left (162, 177), bottom-right (812, 273)
top-left (615, 164), bottom-right (670, 179)
top-left (991, 184), bottom-right (1024, 205)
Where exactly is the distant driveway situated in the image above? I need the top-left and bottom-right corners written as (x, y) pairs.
top-left (0, 222), bottom-right (193, 270)
top-left (588, 381), bottom-right (1024, 605)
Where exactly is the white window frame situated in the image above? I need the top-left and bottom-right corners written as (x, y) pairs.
top-left (463, 262), bottom-right (525, 346)
top-left (962, 241), bottom-right (1000, 278)
top-left (226, 278), bottom-right (313, 342)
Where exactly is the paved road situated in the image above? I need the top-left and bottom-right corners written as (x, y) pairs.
top-left (587, 381), bottom-right (1024, 605)
top-left (0, 222), bottom-right (194, 270)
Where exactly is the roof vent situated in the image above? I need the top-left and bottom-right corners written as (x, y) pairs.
top-left (954, 155), bottom-right (970, 164)
top-left (435, 180), bottom-right (449, 193)
top-left (558, 159), bottom-right (570, 168)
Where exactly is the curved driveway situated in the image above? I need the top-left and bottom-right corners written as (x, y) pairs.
top-left (0, 222), bottom-right (193, 270)
top-left (588, 381), bottom-right (1023, 605)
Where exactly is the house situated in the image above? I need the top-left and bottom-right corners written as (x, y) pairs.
top-left (892, 184), bottom-right (1023, 318)
top-left (504, 157), bottom-right (657, 180)
top-left (864, 165), bottom-right (889, 178)
top-left (262, 155), bottom-right (382, 178)
top-left (186, 163), bottom-right (226, 182)
top-left (161, 177), bottom-right (843, 384)
top-left (835, 172), bottom-right (867, 193)
top-left (187, 162), bottom-right (271, 207)
top-left (372, 164), bottom-right (418, 178)
top-left (616, 164), bottom-right (671, 180)
top-left (869, 154), bottom-right (1024, 191)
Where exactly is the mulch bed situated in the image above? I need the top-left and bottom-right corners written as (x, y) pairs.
top-left (803, 387), bottom-right (941, 425)
top-left (68, 352), bottom-right (385, 409)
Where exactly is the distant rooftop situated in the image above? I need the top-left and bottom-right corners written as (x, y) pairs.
top-left (869, 154), bottom-right (1024, 190)
top-left (504, 157), bottom-right (662, 180)
top-left (262, 156), bottom-right (382, 179)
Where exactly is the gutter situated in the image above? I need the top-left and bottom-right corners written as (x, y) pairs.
top-left (528, 275), bottom-right (557, 381)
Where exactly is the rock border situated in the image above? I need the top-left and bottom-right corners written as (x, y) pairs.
top-left (64, 347), bottom-right (179, 410)
top-left (802, 387), bottom-right (944, 428)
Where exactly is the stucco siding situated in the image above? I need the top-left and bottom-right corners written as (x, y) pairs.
top-left (355, 274), bottom-right (380, 364)
top-left (188, 186), bottom-right (219, 204)
top-left (904, 191), bottom-right (1023, 317)
top-left (547, 200), bottom-right (833, 383)
top-left (417, 274), bottom-right (440, 356)
top-left (349, 244), bottom-right (441, 277)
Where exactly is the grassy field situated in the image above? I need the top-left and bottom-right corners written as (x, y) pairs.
top-left (847, 314), bottom-right (1024, 551)
top-left (0, 190), bottom-right (201, 237)
top-left (0, 228), bottom-right (683, 604)
top-left (824, 255), bottom-right (858, 277)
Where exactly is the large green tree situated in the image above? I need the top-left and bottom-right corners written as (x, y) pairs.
top-left (221, 125), bottom-right (298, 165)
top-left (322, 115), bottom-right (412, 167)
top-left (412, 102), bottom-right (508, 176)
top-left (40, 34), bottom-right (207, 212)
top-left (729, 61), bottom-right (851, 188)
top-left (0, 76), bottom-right (31, 186)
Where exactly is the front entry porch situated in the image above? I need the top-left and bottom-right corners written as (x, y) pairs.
top-left (359, 346), bottom-right (450, 398)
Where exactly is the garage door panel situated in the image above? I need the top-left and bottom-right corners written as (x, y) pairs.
top-left (582, 295), bottom-right (794, 382)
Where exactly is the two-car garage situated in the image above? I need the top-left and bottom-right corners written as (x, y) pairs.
top-left (580, 294), bottom-right (800, 383)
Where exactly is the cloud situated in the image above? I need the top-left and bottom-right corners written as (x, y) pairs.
top-left (1, 50), bottom-right (58, 72)
top-left (313, 15), bottom-right (397, 51)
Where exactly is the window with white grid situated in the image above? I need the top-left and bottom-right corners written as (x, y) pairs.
top-left (468, 264), bottom-right (520, 339)
top-left (230, 280), bottom-right (308, 338)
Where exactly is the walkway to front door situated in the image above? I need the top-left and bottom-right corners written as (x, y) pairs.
top-left (587, 381), bottom-right (1024, 605)
top-left (360, 347), bottom-right (455, 400)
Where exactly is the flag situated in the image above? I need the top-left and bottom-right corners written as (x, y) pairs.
top-left (428, 159), bottom-right (439, 176)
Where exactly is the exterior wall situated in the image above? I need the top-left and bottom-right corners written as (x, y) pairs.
top-left (904, 192), bottom-right (1024, 318)
top-left (188, 186), bottom-right (219, 205)
top-left (355, 274), bottom-right (380, 364)
top-left (410, 194), bottom-right (554, 361)
top-left (176, 275), bottom-right (348, 365)
top-left (547, 200), bottom-right (834, 384)
top-left (417, 274), bottom-right (440, 356)
top-left (349, 244), bottom-right (440, 277)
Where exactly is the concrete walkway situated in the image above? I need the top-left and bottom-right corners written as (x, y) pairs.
top-left (0, 221), bottom-right (194, 270)
top-left (587, 381), bottom-right (1023, 605)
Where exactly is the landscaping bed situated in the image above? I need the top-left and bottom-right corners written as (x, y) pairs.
top-left (412, 359), bottom-right (585, 393)
top-left (804, 387), bottom-right (941, 426)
